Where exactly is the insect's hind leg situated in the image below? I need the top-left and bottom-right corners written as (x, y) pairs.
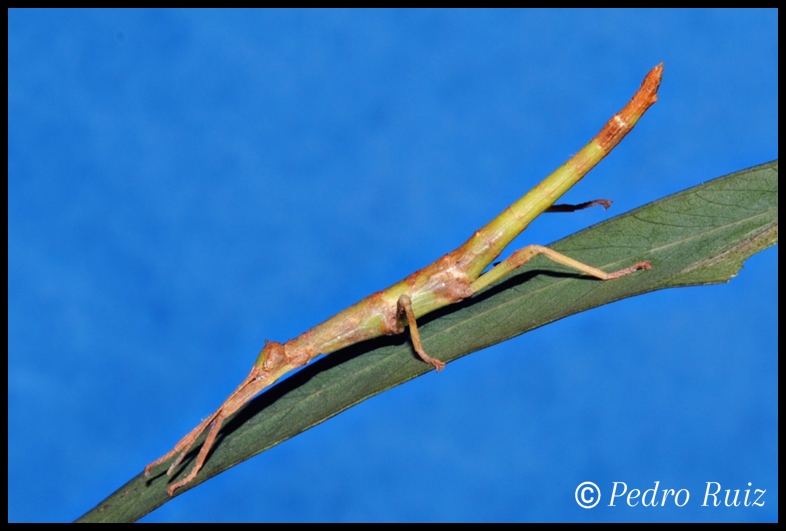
top-left (470, 245), bottom-right (651, 295)
top-left (545, 199), bottom-right (612, 212)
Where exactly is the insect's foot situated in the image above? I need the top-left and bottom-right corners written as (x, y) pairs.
top-left (607, 260), bottom-right (652, 279)
top-left (427, 357), bottom-right (446, 372)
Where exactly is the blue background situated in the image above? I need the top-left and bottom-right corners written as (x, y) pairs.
top-left (8, 9), bottom-right (777, 522)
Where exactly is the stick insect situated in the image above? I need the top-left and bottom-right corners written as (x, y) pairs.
top-left (146, 64), bottom-right (663, 496)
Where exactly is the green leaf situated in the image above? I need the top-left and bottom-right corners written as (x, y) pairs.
top-left (78, 160), bottom-right (777, 522)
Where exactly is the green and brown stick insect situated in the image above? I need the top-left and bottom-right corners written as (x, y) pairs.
top-left (146, 64), bottom-right (664, 496)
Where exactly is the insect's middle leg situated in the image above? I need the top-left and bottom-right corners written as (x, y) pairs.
top-left (397, 294), bottom-right (446, 371)
top-left (470, 245), bottom-right (651, 294)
